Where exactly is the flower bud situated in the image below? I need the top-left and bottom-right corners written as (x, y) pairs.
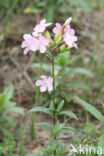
top-left (44, 31), bottom-right (53, 43)
top-left (54, 30), bottom-right (62, 41)
top-left (58, 44), bottom-right (67, 53)
top-left (64, 17), bottom-right (72, 26)
top-left (55, 37), bottom-right (62, 45)
top-left (54, 67), bottom-right (59, 76)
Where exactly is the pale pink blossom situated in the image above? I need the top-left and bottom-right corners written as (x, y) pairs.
top-left (21, 34), bottom-right (39, 54)
top-left (33, 19), bottom-right (52, 36)
top-left (63, 32), bottom-right (77, 49)
top-left (63, 24), bottom-right (78, 49)
top-left (38, 34), bottom-right (49, 53)
top-left (52, 17), bottom-right (72, 34)
top-left (53, 23), bottom-right (62, 34)
top-left (35, 75), bottom-right (53, 92)
top-left (52, 18), bottom-right (78, 49)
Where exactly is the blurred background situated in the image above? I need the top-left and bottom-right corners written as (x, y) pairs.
top-left (0, 0), bottom-right (104, 155)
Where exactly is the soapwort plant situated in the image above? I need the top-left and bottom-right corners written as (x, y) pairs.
top-left (21, 17), bottom-right (104, 155)
top-left (21, 18), bottom-right (78, 155)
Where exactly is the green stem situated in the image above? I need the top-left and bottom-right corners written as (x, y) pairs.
top-left (52, 55), bottom-right (56, 156)
top-left (52, 55), bottom-right (56, 125)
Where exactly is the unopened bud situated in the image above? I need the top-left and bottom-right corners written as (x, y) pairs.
top-left (54, 30), bottom-right (62, 41)
top-left (54, 67), bottom-right (59, 75)
top-left (44, 31), bottom-right (53, 43)
top-left (58, 44), bottom-right (67, 53)
top-left (64, 17), bottom-right (72, 26)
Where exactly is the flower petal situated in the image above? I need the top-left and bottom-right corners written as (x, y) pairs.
top-left (23, 47), bottom-right (30, 55)
top-left (40, 44), bottom-right (46, 53)
top-left (48, 84), bottom-right (53, 91)
top-left (64, 25), bottom-right (70, 33)
top-left (21, 41), bottom-right (27, 48)
top-left (48, 77), bottom-right (53, 84)
top-left (64, 17), bottom-right (72, 25)
top-left (40, 85), bottom-right (47, 92)
top-left (40, 19), bottom-right (46, 24)
top-left (53, 23), bottom-right (62, 34)
top-left (73, 43), bottom-right (78, 49)
top-left (53, 27), bottom-right (57, 34)
top-left (45, 23), bottom-right (52, 27)
top-left (56, 23), bottom-right (62, 29)
top-left (23, 34), bottom-right (32, 40)
top-left (35, 80), bottom-right (43, 86)
top-left (32, 31), bottom-right (38, 37)
top-left (40, 75), bottom-right (47, 80)
top-left (30, 38), bottom-right (39, 51)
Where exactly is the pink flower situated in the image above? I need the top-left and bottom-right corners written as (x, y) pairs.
top-left (21, 34), bottom-right (39, 54)
top-left (53, 23), bottom-right (62, 34)
top-left (63, 24), bottom-right (78, 49)
top-left (35, 75), bottom-right (53, 92)
top-left (33, 19), bottom-right (52, 36)
top-left (38, 34), bottom-right (49, 53)
top-left (52, 17), bottom-right (72, 34)
top-left (52, 18), bottom-right (78, 49)
top-left (63, 32), bottom-right (77, 49)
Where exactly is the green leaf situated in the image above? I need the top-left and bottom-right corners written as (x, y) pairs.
top-left (30, 107), bottom-right (51, 116)
top-left (24, 6), bottom-right (43, 14)
top-left (0, 93), bottom-right (5, 109)
top-left (69, 54), bottom-right (82, 64)
top-left (65, 67), bottom-right (93, 77)
top-left (32, 63), bottom-right (52, 72)
top-left (57, 126), bottom-right (76, 136)
top-left (57, 100), bottom-right (64, 112)
top-left (98, 135), bottom-right (104, 155)
top-left (1, 127), bottom-right (13, 138)
top-left (30, 114), bottom-right (36, 141)
top-left (75, 97), bottom-right (104, 123)
top-left (56, 52), bottom-right (70, 67)
top-left (53, 121), bottom-right (61, 136)
top-left (52, 121), bottom-right (76, 137)
top-left (48, 139), bottom-right (57, 150)
top-left (44, 3), bottom-right (57, 22)
top-left (70, 80), bottom-right (89, 90)
top-left (69, 0), bottom-right (92, 12)
top-left (38, 147), bottom-right (50, 154)
top-left (19, 129), bottom-right (25, 156)
top-left (4, 102), bottom-right (24, 115)
top-left (4, 101), bottom-right (16, 108)
top-left (9, 107), bottom-right (24, 115)
top-left (59, 111), bottom-right (78, 120)
top-left (29, 155), bottom-right (44, 156)
top-left (4, 84), bottom-right (14, 101)
top-left (38, 122), bottom-right (53, 135)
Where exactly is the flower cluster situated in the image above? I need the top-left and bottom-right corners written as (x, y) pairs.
top-left (53, 17), bottom-right (77, 49)
top-left (21, 18), bottom-right (78, 92)
top-left (21, 19), bottom-right (51, 55)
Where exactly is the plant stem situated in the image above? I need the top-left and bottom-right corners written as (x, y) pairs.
top-left (52, 55), bottom-right (56, 125)
top-left (52, 54), bottom-right (56, 156)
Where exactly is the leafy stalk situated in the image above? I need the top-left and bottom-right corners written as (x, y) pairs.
top-left (52, 55), bottom-right (56, 125)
